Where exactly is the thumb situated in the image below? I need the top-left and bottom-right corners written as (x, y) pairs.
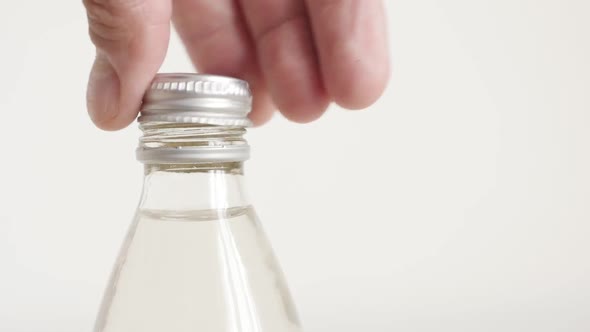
top-left (83, 0), bottom-right (172, 131)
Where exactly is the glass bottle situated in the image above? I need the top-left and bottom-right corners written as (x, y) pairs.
top-left (94, 74), bottom-right (301, 332)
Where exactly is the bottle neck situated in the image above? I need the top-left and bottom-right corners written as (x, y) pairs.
top-left (139, 163), bottom-right (249, 211)
top-left (137, 122), bottom-right (250, 164)
top-left (137, 122), bottom-right (250, 211)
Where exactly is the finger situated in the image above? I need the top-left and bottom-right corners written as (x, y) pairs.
top-left (172, 0), bottom-right (275, 126)
top-left (238, 0), bottom-right (330, 123)
top-left (305, 0), bottom-right (390, 109)
top-left (249, 83), bottom-right (276, 126)
top-left (83, 0), bottom-right (172, 130)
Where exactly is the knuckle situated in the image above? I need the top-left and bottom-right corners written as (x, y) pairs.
top-left (83, 0), bottom-right (146, 48)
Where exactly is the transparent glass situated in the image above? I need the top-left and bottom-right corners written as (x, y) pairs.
top-left (94, 125), bottom-right (302, 332)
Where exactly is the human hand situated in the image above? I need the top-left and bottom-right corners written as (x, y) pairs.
top-left (83, 0), bottom-right (390, 130)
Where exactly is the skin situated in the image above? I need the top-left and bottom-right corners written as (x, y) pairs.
top-left (83, 0), bottom-right (390, 130)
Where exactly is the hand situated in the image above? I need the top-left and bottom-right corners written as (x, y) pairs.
top-left (83, 0), bottom-right (390, 130)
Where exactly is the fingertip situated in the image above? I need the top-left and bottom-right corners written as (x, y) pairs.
top-left (250, 108), bottom-right (275, 127)
top-left (307, 0), bottom-right (390, 110)
top-left (86, 54), bottom-right (139, 131)
top-left (249, 91), bottom-right (276, 126)
top-left (84, 0), bottom-right (172, 131)
top-left (278, 93), bottom-right (330, 124)
top-left (330, 59), bottom-right (390, 110)
top-left (87, 54), bottom-right (119, 131)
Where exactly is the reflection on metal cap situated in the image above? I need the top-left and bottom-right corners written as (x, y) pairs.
top-left (139, 73), bottom-right (253, 127)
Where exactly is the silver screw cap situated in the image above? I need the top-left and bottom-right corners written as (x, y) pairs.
top-left (139, 73), bottom-right (252, 126)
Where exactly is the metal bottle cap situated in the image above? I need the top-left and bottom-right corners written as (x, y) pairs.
top-left (136, 73), bottom-right (252, 164)
top-left (139, 73), bottom-right (252, 126)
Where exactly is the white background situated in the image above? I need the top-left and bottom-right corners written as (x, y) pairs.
top-left (1, 1), bottom-right (589, 331)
